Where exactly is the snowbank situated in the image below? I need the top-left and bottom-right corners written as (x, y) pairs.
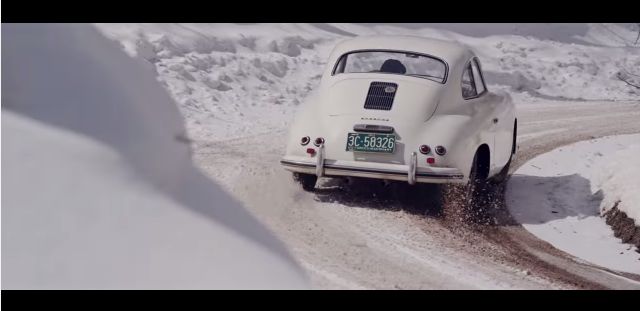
top-left (596, 144), bottom-right (640, 225)
top-left (507, 134), bottom-right (640, 275)
top-left (93, 23), bottom-right (640, 143)
top-left (94, 23), bottom-right (339, 142)
top-left (2, 23), bottom-right (308, 289)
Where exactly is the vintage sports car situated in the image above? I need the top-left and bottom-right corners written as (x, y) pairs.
top-left (281, 35), bottom-right (517, 205)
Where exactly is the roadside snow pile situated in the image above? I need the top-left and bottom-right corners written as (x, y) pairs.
top-left (507, 134), bottom-right (640, 275)
top-left (95, 23), bottom-right (342, 142)
top-left (2, 23), bottom-right (308, 289)
top-left (332, 23), bottom-right (640, 101)
top-left (94, 23), bottom-right (640, 142)
top-left (595, 144), bottom-right (640, 225)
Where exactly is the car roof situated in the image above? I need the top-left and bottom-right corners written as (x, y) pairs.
top-left (329, 35), bottom-right (471, 65)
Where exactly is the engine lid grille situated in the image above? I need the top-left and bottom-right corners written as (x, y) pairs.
top-left (363, 82), bottom-right (397, 111)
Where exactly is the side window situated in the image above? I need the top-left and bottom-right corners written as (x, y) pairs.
top-left (471, 58), bottom-right (486, 95)
top-left (461, 63), bottom-right (477, 99)
top-left (334, 55), bottom-right (347, 74)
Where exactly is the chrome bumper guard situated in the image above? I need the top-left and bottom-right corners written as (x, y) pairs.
top-left (281, 152), bottom-right (463, 184)
top-left (316, 143), bottom-right (325, 177)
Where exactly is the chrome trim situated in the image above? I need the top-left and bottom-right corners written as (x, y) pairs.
top-left (280, 160), bottom-right (463, 180)
top-left (300, 136), bottom-right (310, 146)
top-left (313, 137), bottom-right (325, 147)
top-left (353, 124), bottom-right (394, 133)
top-left (330, 49), bottom-right (450, 84)
top-left (462, 57), bottom-right (488, 100)
top-left (419, 145), bottom-right (431, 155)
top-left (408, 152), bottom-right (417, 185)
top-left (316, 144), bottom-right (325, 177)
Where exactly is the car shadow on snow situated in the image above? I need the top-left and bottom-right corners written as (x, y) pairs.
top-left (505, 173), bottom-right (604, 226)
top-left (311, 173), bottom-right (603, 228)
top-left (313, 177), bottom-right (446, 218)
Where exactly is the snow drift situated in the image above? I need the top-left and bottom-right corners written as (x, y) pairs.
top-left (596, 143), bottom-right (640, 227)
top-left (507, 134), bottom-right (640, 275)
top-left (94, 23), bottom-right (640, 143)
top-left (1, 23), bottom-right (308, 289)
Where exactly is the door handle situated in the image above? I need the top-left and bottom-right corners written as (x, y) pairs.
top-left (493, 118), bottom-right (499, 124)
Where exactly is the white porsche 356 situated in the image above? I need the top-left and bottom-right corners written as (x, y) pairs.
top-left (281, 35), bottom-right (516, 205)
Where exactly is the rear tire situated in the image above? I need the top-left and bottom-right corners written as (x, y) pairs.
top-left (293, 173), bottom-right (317, 191)
top-left (464, 153), bottom-right (491, 217)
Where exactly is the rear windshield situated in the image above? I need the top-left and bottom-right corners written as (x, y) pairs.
top-left (333, 50), bottom-right (447, 83)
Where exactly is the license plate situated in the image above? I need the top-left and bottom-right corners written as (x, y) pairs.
top-left (345, 132), bottom-right (396, 153)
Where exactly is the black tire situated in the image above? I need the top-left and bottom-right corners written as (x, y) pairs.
top-left (293, 172), bottom-right (317, 191)
top-left (464, 153), bottom-right (491, 216)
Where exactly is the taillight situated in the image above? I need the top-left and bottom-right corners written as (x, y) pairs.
top-left (306, 148), bottom-right (316, 155)
top-left (435, 146), bottom-right (446, 156)
top-left (314, 137), bottom-right (325, 146)
top-left (419, 145), bottom-right (431, 154)
top-left (300, 136), bottom-right (310, 146)
top-left (426, 157), bottom-right (435, 164)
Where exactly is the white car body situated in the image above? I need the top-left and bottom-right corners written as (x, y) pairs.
top-left (281, 35), bottom-right (516, 186)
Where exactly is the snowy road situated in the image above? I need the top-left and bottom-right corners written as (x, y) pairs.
top-left (92, 22), bottom-right (640, 289)
top-left (5, 23), bottom-right (640, 289)
top-left (90, 22), bottom-right (640, 289)
top-left (193, 99), bottom-right (640, 289)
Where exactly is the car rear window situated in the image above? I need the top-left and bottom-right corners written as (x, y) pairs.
top-left (333, 50), bottom-right (447, 84)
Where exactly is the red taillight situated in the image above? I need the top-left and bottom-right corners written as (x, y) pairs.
top-left (419, 145), bottom-right (431, 154)
top-left (306, 148), bottom-right (316, 155)
top-left (314, 137), bottom-right (325, 146)
top-left (435, 146), bottom-right (446, 156)
top-left (427, 157), bottom-right (435, 164)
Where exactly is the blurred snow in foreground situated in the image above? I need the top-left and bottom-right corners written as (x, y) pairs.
top-left (1, 23), bottom-right (308, 289)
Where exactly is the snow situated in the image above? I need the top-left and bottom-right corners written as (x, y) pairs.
top-left (4, 23), bottom-right (639, 289)
top-left (93, 23), bottom-right (640, 143)
top-left (94, 23), bottom-right (337, 142)
top-left (2, 23), bottom-right (309, 289)
top-left (507, 134), bottom-right (640, 275)
top-left (577, 23), bottom-right (640, 47)
top-left (87, 22), bottom-right (640, 282)
top-left (595, 144), bottom-right (640, 225)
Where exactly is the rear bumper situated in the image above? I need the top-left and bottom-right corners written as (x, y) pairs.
top-left (280, 155), bottom-right (464, 184)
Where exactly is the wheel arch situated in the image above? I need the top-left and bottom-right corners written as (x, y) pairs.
top-left (512, 118), bottom-right (518, 155)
